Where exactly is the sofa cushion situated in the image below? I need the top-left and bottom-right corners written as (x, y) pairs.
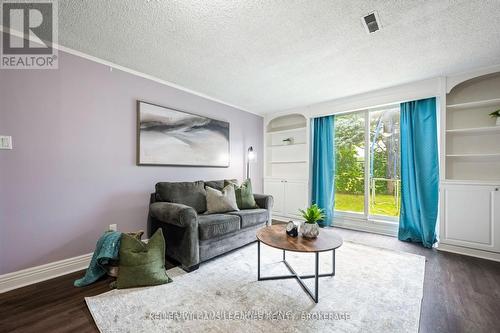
top-left (198, 214), bottom-right (240, 240)
top-left (155, 181), bottom-right (206, 213)
top-left (205, 179), bottom-right (237, 191)
top-left (228, 208), bottom-right (268, 228)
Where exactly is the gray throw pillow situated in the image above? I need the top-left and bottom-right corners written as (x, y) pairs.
top-left (205, 185), bottom-right (239, 214)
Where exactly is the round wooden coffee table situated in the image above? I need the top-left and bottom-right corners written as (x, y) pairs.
top-left (256, 224), bottom-right (343, 303)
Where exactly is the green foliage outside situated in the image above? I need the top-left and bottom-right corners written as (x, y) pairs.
top-left (334, 111), bottom-right (400, 217)
top-left (334, 114), bottom-right (365, 194)
top-left (335, 147), bottom-right (364, 194)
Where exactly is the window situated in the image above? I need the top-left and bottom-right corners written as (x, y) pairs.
top-left (334, 107), bottom-right (401, 222)
top-left (334, 113), bottom-right (365, 214)
top-left (369, 108), bottom-right (400, 218)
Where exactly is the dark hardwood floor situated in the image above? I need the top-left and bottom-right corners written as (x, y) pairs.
top-left (1, 227), bottom-right (499, 333)
top-left (333, 228), bottom-right (500, 333)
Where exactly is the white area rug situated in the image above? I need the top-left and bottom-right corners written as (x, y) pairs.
top-left (86, 241), bottom-right (425, 333)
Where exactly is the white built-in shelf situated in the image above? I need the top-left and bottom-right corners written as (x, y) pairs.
top-left (446, 153), bottom-right (500, 160)
top-left (270, 160), bottom-right (307, 164)
top-left (268, 143), bottom-right (307, 147)
top-left (446, 98), bottom-right (500, 110)
top-left (446, 126), bottom-right (500, 134)
top-left (267, 126), bottom-right (306, 135)
top-left (442, 179), bottom-right (500, 185)
top-left (265, 113), bottom-right (308, 181)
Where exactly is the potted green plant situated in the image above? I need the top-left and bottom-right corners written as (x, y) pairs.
top-left (298, 204), bottom-right (325, 239)
top-left (490, 109), bottom-right (500, 126)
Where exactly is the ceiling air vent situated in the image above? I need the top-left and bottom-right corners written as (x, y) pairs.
top-left (362, 11), bottom-right (381, 34)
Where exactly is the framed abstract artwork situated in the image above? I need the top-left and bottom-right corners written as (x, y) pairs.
top-left (137, 101), bottom-right (230, 167)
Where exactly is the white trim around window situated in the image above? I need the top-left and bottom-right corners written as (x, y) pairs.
top-left (333, 107), bottom-right (401, 230)
top-left (333, 212), bottom-right (399, 237)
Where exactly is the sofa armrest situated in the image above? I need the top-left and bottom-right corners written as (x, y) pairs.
top-left (150, 202), bottom-right (198, 228)
top-left (254, 194), bottom-right (273, 210)
top-left (254, 194), bottom-right (273, 225)
top-left (148, 201), bottom-right (200, 269)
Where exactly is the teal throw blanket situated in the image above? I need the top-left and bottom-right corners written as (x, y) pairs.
top-left (74, 231), bottom-right (122, 287)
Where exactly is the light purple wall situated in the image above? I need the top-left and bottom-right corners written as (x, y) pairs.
top-left (0, 50), bottom-right (263, 275)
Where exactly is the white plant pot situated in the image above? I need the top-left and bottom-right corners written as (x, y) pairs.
top-left (496, 117), bottom-right (500, 126)
top-left (301, 222), bottom-right (320, 239)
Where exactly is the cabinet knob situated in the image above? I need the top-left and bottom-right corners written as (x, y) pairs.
top-left (496, 188), bottom-right (499, 191)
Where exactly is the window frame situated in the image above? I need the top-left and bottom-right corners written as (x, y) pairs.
top-left (333, 108), bottom-right (400, 225)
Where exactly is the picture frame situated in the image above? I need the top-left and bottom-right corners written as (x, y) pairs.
top-left (137, 101), bottom-right (230, 167)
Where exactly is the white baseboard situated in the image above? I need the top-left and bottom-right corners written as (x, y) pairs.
top-left (272, 215), bottom-right (398, 237)
top-left (0, 253), bottom-right (93, 293)
top-left (0, 236), bottom-right (150, 294)
top-left (332, 219), bottom-right (398, 237)
top-left (6, 235), bottom-right (496, 294)
top-left (271, 216), bottom-right (292, 224)
top-left (437, 243), bottom-right (500, 262)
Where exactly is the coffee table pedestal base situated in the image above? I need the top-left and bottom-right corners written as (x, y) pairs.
top-left (257, 241), bottom-right (336, 303)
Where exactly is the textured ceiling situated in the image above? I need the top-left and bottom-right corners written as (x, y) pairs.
top-left (58, 0), bottom-right (500, 114)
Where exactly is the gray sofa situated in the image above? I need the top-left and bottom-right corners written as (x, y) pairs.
top-left (147, 180), bottom-right (273, 272)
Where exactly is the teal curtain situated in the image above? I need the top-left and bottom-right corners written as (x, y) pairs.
top-left (398, 97), bottom-right (439, 248)
top-left (311, 115), bottom-right (335, 227)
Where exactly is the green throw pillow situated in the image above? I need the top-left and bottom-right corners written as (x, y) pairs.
top-left (224, 179), bottom-right (258, 209)
top-left (117, 229), bottom-right (172, 289)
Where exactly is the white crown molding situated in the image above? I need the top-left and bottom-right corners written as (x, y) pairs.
top-left (0, 27), bottom-right (262, 117)
top-left (263, 63), bottom-right (500, 119)
top-left (0, 253), bottom-right (93, 293)
top-left (266, 77), bottom-right (443, 119)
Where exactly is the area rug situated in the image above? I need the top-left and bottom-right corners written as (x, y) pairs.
top-left (86, 241), bottom-right (425, 333)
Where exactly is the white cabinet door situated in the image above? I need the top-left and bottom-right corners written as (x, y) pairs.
top-left (284, 181), bottom-right (308, 217)
top-left (264, 179), bottom-right (285, 215)
top-left (441, 184), bottom-right (500, 253)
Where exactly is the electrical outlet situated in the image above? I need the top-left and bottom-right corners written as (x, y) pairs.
top-left (0, 136), bottom-right (12, 149)
top-left (109, 224), bottom-right (117, 231)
